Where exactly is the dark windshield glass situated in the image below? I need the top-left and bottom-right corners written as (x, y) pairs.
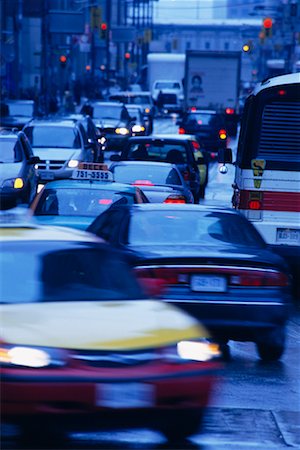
top-left (128, 210), bottom-right (265, 247)
top-left (0, 242), bottom-right (144, 303)
top-left (24, 126), bottom-right (81, 149)
top-left (0, 139), bottom-right (22, 163)
top-left (93, 105), bottom-right (123, 119)
top-left (113, 165), bottom-right (182, 186)
top-left (34, 188), bottom-right (135, 217)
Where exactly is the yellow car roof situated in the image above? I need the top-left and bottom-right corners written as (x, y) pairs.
top-left (0, 225), bottom-right (103, 243)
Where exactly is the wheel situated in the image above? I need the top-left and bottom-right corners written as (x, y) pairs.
top-left (256, 327), bottom-right (286, 361)
top-left (158, 409), bottom-right (203, 442)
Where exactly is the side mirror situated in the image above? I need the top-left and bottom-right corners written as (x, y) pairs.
top-left (218, 148), bottom-right (233, 164)
top-left (110, 154), bottom-right (121, 162)
top-left (29, 156), bottom-right (40, 164)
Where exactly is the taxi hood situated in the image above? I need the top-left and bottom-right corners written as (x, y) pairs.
top-left (1, 300), bottom-right (206, 351)
top-left (33, 148), bottom-right (77, 161)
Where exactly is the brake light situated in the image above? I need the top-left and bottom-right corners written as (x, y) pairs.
top-left (132, 180), bottom-right (154, 186)
top-left (249, 200), bottom-right (262, 210)
top-left (191, 140), bottom-right (200, 150)
top-left (98, 199), bottom-right (113, 205)
top-left (190, 107), bottom-right (197, 112)
top-left (179, 127), bottom-right (186, 134)
top-left (225, 108), bottom-right (235, 115)
top-left (278, 89), bottom-right (286, 96)
top-left (230, 270), bottom-right (289, 287)
top-left (164, 195), bottom-right (186, 204)
top-left (183, 169), bottom-right (191, 181)
top-left (135, 267), bottom-right (179, 285)
top-left (219, 129), bottom-right (227, 140)
top-left (239, 191), bottom-right (263, 210)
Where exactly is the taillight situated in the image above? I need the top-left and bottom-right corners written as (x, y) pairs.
top-left (183, 169), bottom-right (191, 181)
top-left (219, 129), bottom-right (227, 140)
top-left (239, 191), bottom-right (263, 210)
top-left (191, 140), bottom-right (200, 150)
top-left (225, 108), bottom-right (235, 115)
top-left (135, 267), bottom-right (179, 285)
top-left (164, 195), bottom-right (186, 204)
top-left (178, 127), bottom-right (186, 134)
top-left (230, 270), bottom-right (289, 287)
top-left (98, 199), bottom-right (113, 205)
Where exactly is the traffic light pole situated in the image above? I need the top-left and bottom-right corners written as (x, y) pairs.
top-left (106, 0), bottom-right (111, 96)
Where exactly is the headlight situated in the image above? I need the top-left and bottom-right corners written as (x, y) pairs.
top-left (144, 108), bottom-right (150, 114)
top-left (2, 178), bottom-right (24, 189)
top-left (161, 340), bottom-right (221, 363)
top-left (132, 125), bottom-right (145, 133)
top-left (115, 127), bottom-right (129, 135)
top-left (67, 159), bottom-right (79, 168)
top-left (0, 345), bottom-right (68, 368)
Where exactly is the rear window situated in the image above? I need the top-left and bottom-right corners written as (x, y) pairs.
top-left (34, 188), bottom-right (135, 217)
top-left (257, 101), bottom-right (300, 162)
top-left (112, 165), bottom-right (182, 186)
top-left (127, 142), bottom-right (187, 163)
top-left (0, 139), bottom-right (23, 163)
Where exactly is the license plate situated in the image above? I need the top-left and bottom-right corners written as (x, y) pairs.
top-left (72, 169), bottom-right (113, 181)
top-left (95, 383), bottom-right (154, 408)
top-left (38, 170), bottom-right (55, 180)
top-left (190, 275), bottom-right (227, 292)
top-left (276, 228), bottom-right (300, 245)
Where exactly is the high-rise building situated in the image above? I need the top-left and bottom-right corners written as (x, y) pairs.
top-left (227, 0), bottom-right (281, 19)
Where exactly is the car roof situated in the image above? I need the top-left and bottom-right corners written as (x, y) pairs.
top-left (187, 109), bottom-right (217, 114)
top-left (118, 203), bottom-right (236, 214)
top-left (5, 99), bottom-right (34, 105)
top-left (0, 129), bottom-right (19, 138)
top-left (39, 179), bottom-right (139, 192)
top-left (110, 91), bottom-right (151, 96)
top-left (111, 160), bottom-right (177, 169)
top-left (26, 118), bottom-right (80, 128)
top-left (128, 134), bottom-right (197, 142)
top-left (90, 101), bottom-right (124, 107)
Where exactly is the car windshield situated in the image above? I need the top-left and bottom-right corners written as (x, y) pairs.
top-left (0, 139), bottom-right (22, 163)
top-left (24, 126), bottom-right (81, 148)
top-left (113, 165), bottom-right (182, 186)
top-left (93, 105), bottom-right (123, 120)
top-left (128, 210), bottom-right (265, 247)
top-left (7, 102), bottom-right (34, 116)
top-left (0, 242), bottom-right (144, 303)
top-left (127, 142), bottom-right (187, 163)
top-left (155, 82), bottom-right (181, 89)
top-left (34, 188), bottom-right (136, 217)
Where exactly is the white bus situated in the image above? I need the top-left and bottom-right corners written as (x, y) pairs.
top-left (220, 73), bottom-right (300, 296)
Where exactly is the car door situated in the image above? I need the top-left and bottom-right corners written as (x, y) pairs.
top-left (20, 134), bottom-right (37, 199)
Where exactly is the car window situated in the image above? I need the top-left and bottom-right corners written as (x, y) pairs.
top-left (128, 210), bottom-right (265, 246)
top-left (0, 139), bottom-right (23, 163)
top-left (7, 102), bottom-right (34, 116)
top-left (34, 188), bottom-right (136, 217)
top-left (24, 126), bottom-right (81, 149)
top-left (112, 165), bottom-right (182, 186)
top-left (127, 142), bottom-right (187, 162)
top-left (93, 105), bottom-right (123, 120)
top-left (0, 242), bottom-right (144, 303)
top-left (155, 82), bottom-right (180, 89)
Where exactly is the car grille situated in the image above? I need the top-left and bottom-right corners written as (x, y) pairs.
top-left (97, 127), bottom-right (116, 135)
top-left (71, 350), bottom-right (160, 368)
top-left (37, 160), bottom-right (64, 170)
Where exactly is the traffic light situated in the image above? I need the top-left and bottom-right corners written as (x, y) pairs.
top-left (100, 23), bottom-right (107, 39)
top-left (124, 52), bottom-right (131, 60)
top-left (263, 17), bottom-right (273, 38)
top-left (242, 41), bottom-right (253, 53)
top-left (59, 55), bottom-right (67, 68)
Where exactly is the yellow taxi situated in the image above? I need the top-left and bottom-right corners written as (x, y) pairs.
top-left (0, 211), bottom-right (221, 444)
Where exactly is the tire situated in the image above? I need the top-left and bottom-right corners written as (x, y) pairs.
top-left (256, 327), bottom-right (286, 361)
top-left (158, 409), bottom-right (203, 442)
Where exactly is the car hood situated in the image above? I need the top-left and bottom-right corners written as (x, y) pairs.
top-left (33, 215), bottom-right (93, 231)
top-left (1, 300), bottom-right (206, 350)
top-left (0, 162), bottom-right (23, 183)
top-left (33, 148), bottom-right (77, 161)
top-left (94, 119), bottom-right (126, 129)
top-left (128, 244), bottom-right (287, 270)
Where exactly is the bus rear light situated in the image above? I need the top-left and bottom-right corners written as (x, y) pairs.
top-left (178, 127), bottom-right (186, 134)
top-left (219, 129), bottom-right (227, 140)
top-left (249, 200), bottom-right (262, 210)
top-left (278, 89), bottom-right (286, 96)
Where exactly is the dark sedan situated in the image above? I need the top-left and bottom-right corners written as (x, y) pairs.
top-left (88, 204), bottom-right (292, 361)
top-left (0, 129), bottom-right (39, 208)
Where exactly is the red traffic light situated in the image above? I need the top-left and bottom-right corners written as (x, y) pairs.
top-left (124, 52), bottom-right (131, 60)
top-left (263, 17), bottom-right (273, 29)
top-left (59, 55), bottom-right (67, 63)
top-left (101, 23), bottom-right (108, 31)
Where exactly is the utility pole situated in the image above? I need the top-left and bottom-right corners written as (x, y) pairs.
top-left (106, 0), bottom-right (111, 96)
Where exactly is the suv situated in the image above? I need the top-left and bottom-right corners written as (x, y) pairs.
top-left (0, 129), bottom-right (39, 208)
top-left (0, 100), bottom-right (36, 130)
top-left (177, 109), bottom-right (228, 157)
top-left (111, 134), bottom-right (208, 200)
top-left (23, 118), bottom-right (95, 183)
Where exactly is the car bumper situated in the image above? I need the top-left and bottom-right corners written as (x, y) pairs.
top-left (2, 361), bottom-right (218, 418)
top-left (162, 289), bottom-right (290, 341)
top-left (0, 188), bottom-right (27, 206)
